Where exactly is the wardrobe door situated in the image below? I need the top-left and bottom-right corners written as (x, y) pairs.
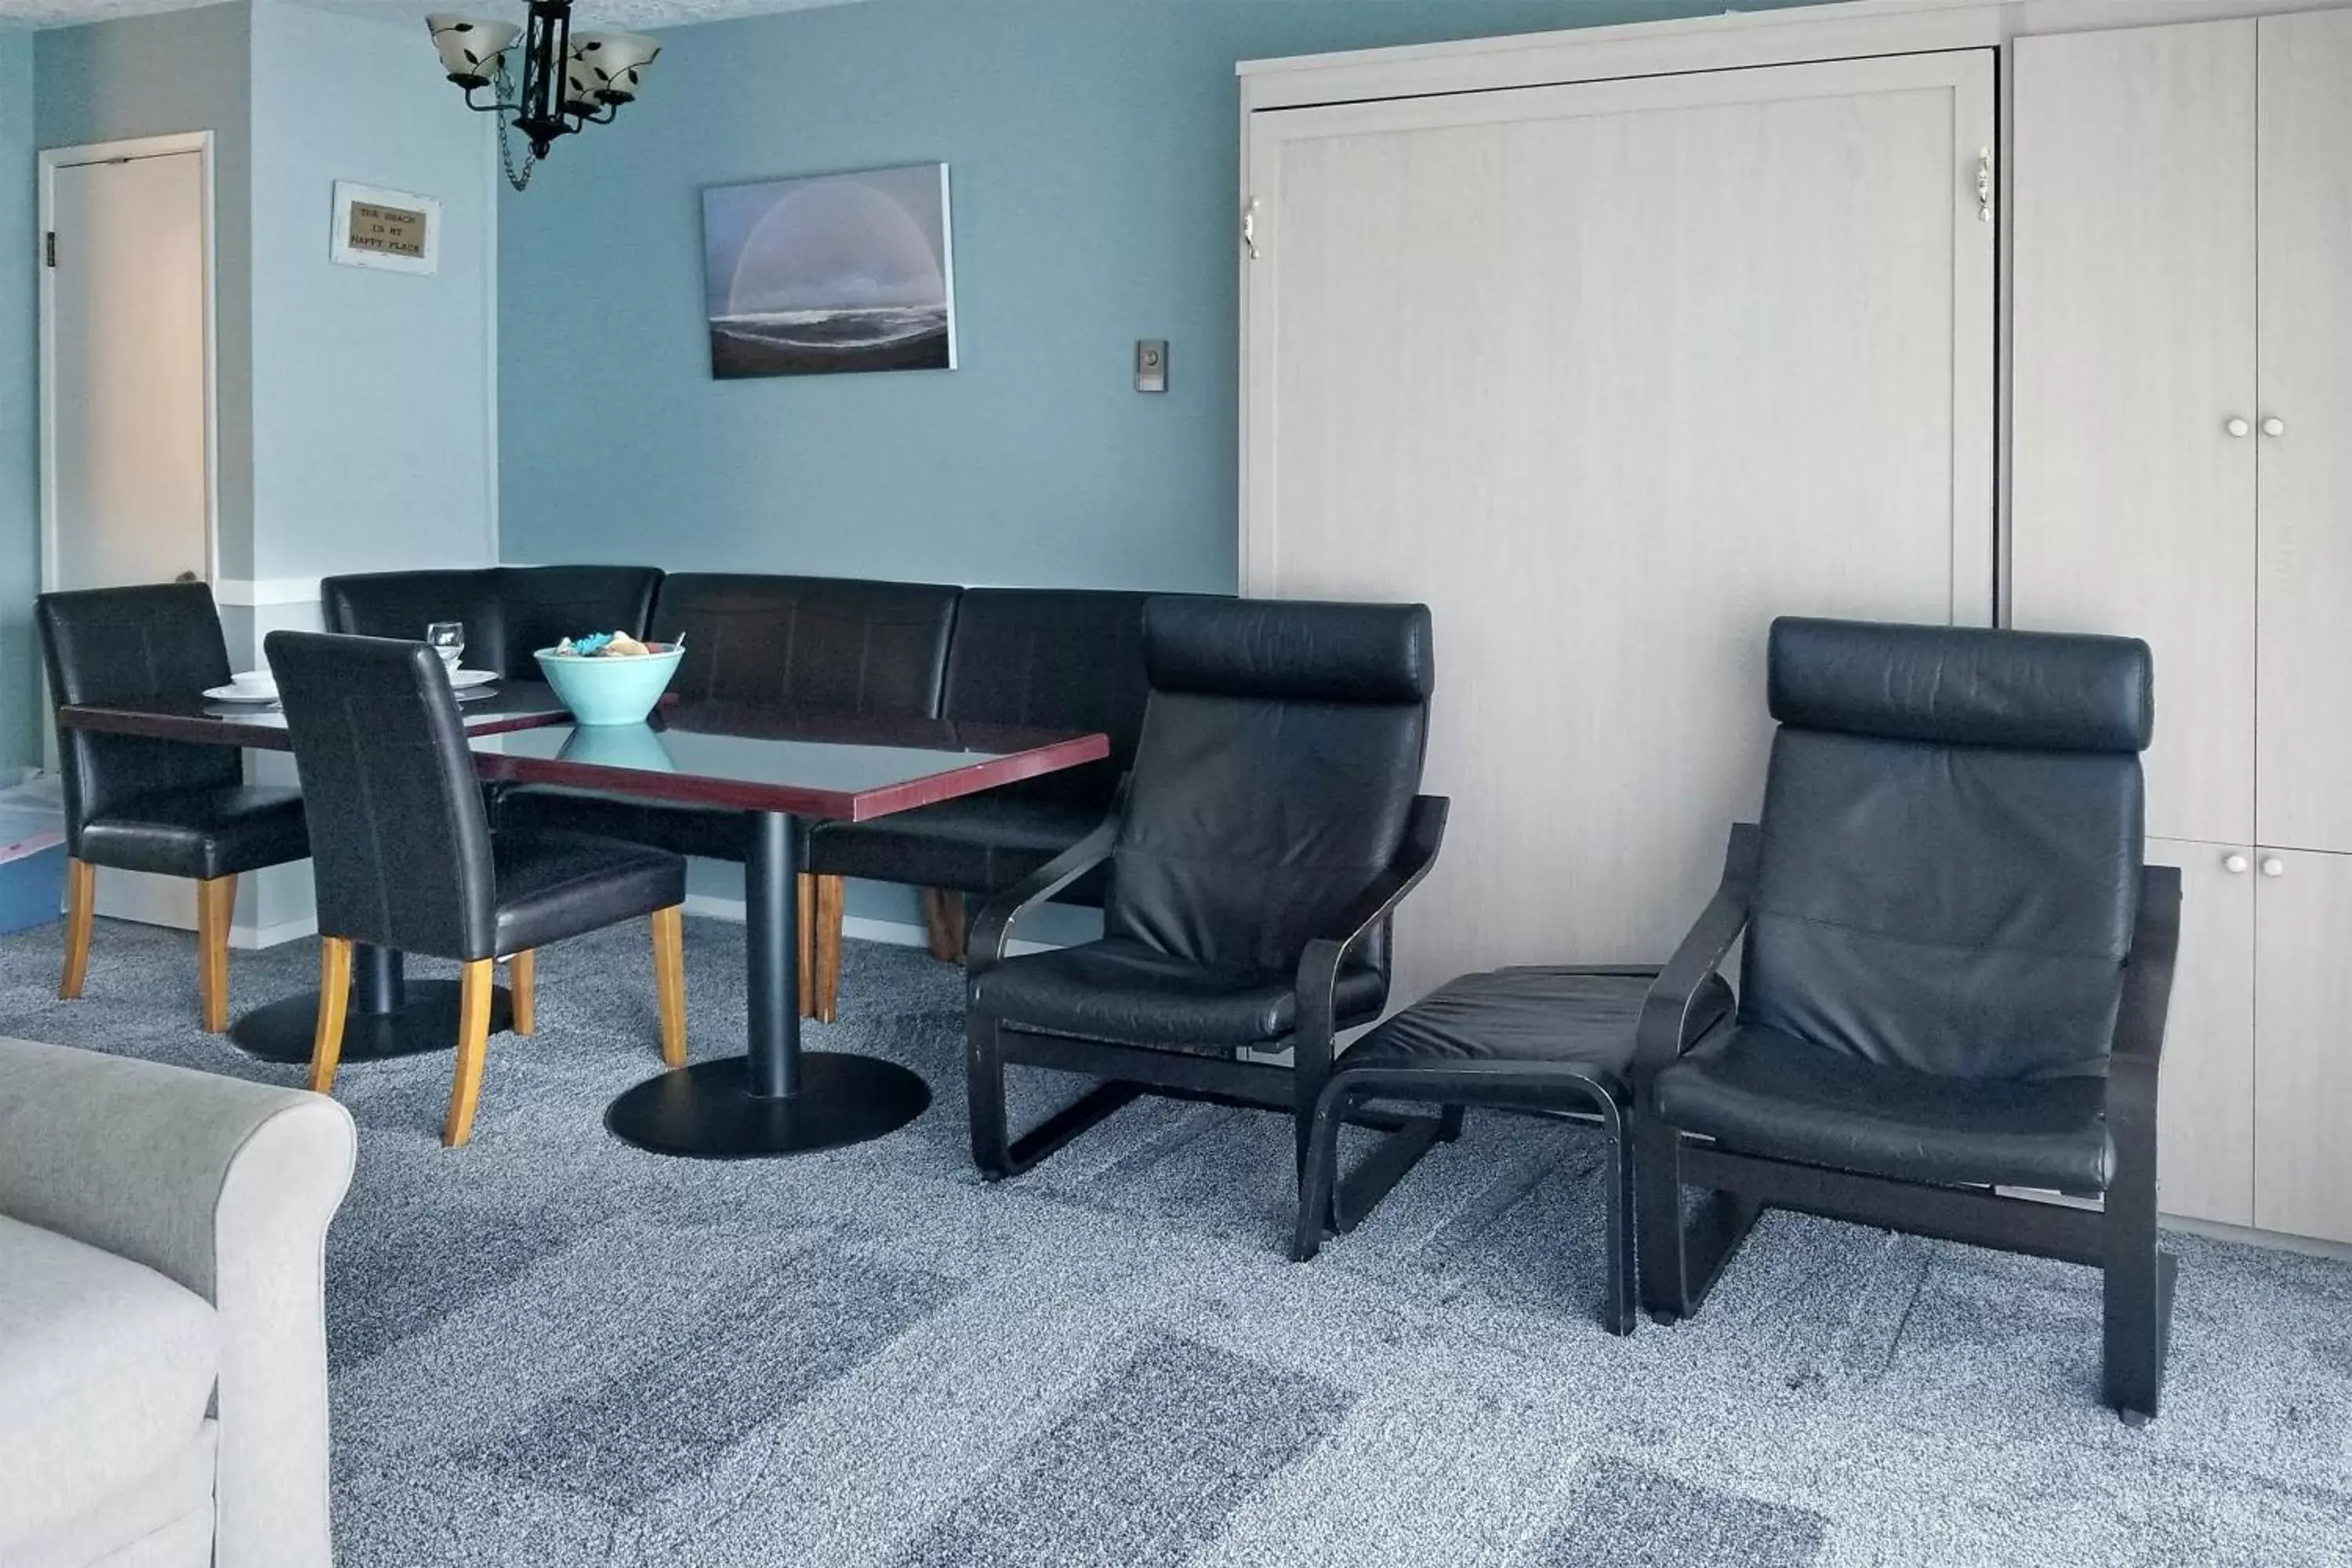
top-left (2254, 9), bottom-right (2352, 855)
top-left (2145, 839), bottom-right (2256, 1229)
top-left (1243, 52), bottom-right (1994, 1002)
top-left (2009, 21), bottom-right (2258, 847)
top-left (2253, 849), bottom-right (2352, 1245)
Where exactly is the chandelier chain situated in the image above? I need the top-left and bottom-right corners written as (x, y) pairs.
top-left (494, 58), bottom-right (537, 191)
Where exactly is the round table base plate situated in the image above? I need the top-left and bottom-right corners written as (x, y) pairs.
top-left (605, 1053), bottom-right (931, 1159)
top-left (230, 983), bottom-right (514, 1065)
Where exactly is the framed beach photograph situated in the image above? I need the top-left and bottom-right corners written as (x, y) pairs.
top-left (701, 162), bottom-right (956, 379)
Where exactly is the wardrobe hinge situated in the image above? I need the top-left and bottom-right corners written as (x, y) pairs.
top-left (43, 230), bottom-right (56, 268)
top-left (1974, 147), bottom-right (1994, 223)
top-left (1242, 197), bottom-right (1261, 261)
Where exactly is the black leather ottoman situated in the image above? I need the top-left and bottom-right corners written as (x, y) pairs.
top-left (1294, 965), bottom-right (1733, 1335)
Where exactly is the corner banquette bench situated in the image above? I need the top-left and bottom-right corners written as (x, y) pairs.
top-left (320, 566), bottom-right (1173, 1018)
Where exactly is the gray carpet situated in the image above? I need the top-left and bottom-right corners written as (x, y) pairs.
top-left (5, 915), bottom-right (2352, 1567)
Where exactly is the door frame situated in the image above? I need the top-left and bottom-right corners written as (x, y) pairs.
top-left (37, 130), bottom-right (221, 595)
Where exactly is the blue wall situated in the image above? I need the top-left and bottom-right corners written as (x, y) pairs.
top-left (497, 0), bottom-right (1779, 590)
top-left (0, 31), bottom-right (35, 770)
top-left (248, 0), bottom-right (495, 581)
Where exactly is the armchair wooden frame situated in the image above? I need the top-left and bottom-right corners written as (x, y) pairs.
top-left (964, 793), bottom-right (1453, 1212)
top-left (1635, 823), bottom-right (2183, 1424)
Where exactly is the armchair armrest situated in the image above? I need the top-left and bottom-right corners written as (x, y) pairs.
top-left (1295, 794), bottom-right (1451, 1027)
top-left (2112, 862), bottom-right (2181, 1068)
top-left (1634, 822), bottom-right (1762, 1078)
top-left (966, 809), bottom-right (1123, 978)
top-left (0, 1039), bottom-right (356, 1568)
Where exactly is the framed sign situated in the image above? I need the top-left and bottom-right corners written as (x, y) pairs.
top-left (330, 181), bottom-right (439, 275)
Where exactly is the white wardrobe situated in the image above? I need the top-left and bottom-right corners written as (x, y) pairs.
top-left (1240, 0), bottom-right (2352, 1247)
top-left (2012, 9), bottom-right (2352, 1243)
top-left (1242, 36), bottom-right (1996, 1009)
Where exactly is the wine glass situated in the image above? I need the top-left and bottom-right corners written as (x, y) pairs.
top-left (425, 621), bottom-right (466, 678)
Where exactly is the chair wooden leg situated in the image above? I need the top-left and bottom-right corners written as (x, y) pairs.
top-left (58, 857), bottom-right (94, 1000)
top-left (507, 949), bottom-right (536, 1035)
top-left (196, 874), bottom-right (236, 1033)
top-left (651, 904), bottom-right (688, 1069)
top-left (920, 887), bottom-right (966, 964)
top-left (309, 938), bottom-right (352, 1094)
top-left (797, 872), bottom-right (816, 1019)
top-left (814, 874), bottom-right (844, 1024)
top-left (442, 958), bottom-right (495, 1147)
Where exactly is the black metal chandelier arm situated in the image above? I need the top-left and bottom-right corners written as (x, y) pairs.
top-left (459, 83), bottom-right (523, 116)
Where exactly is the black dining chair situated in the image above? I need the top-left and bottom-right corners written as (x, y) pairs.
top-left (265, 630), bottom-right (689, 1145)
top-left (964, 596), bottom-right (1450, 1208)
top-left (35, 583), bottom-right (309, 1032)
top-left (1636, 617), bottom-right (2178, 1422)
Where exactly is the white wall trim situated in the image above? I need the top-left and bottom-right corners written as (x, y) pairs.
top-left (38, 131), bottom-right (221, 595)
top-left (481, 111), bottom-right (500, 566)
top-left (680, 892), bottom-right (1063, 957)
top-left (230, 913), bottom-right (322, 951)
top-left (212, 575), bottom-right (322, 607)
top-left (1237, 0), bottom-right (2352, 109)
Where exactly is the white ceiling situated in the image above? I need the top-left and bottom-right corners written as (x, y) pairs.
top-left (0, 0), bottom-right (864, 30)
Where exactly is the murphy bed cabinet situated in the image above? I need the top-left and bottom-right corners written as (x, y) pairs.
top-left (1241, 0), bottom-right (2352, 1249)
top-left (2012, 9), bottom-right (2352, 1243)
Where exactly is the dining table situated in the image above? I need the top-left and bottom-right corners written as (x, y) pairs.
top-left (55, 680), bottom-right (1109, 1159)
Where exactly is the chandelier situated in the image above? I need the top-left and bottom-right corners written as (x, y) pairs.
top-left (427, 5), bottom-right (660, 191)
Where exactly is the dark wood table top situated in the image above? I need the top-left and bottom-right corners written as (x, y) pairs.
top-left (56, 680), bottom-right (578, 750)
top-left (470, 702), bottom-right (1110, 821)
top-left (58, 685), bottom-right (1110, 824)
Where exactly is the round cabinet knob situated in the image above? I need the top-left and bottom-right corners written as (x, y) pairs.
top-left (2261, 856), bottom-right (2286, 878)
top-left (2227, 417), bottom-right (2251, 438)
top-left (2263, 416), bottom-right (2287, 437)
top-left (2224, 852), bottom-right (2250, 874)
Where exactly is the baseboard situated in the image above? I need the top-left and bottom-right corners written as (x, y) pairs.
top-left (2163, 1214), bottom-right (2352, 1262)
top-left (229, 895), bottom-right (1054, 956)
top-left (230, 915), bottom-right (318, 951)
top-left (679, 891), bottom-right (1061, 956)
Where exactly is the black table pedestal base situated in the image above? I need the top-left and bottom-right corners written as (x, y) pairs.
top-left (231, 945), bottom-right (512, 1064)
top-left (604, 1054), bottom-right (931, 1159)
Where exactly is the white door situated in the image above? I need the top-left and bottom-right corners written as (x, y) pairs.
top-left (43, 143), bottom-right (216, 935)
top-left (2253, 9), bottom-right (2352, 856)
top-left (2009, 20), bottom-right (2259, 848)
top-left (45, 147), bottom-right (212, 593)
top-left (2253, 848), bottom-right (2352, 1245)
top-left (1243, 51), bottom-right (1996, 1000)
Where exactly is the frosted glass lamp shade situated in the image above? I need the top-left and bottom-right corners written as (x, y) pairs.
top-left (567, 31), bottom-right (661, 105)
top-left (427, 14), bottom-right (521, 89)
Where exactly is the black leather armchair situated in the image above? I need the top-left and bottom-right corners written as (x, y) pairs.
top-left (34, 583), bottom-right (309, 1032)
top-left (964, 597), bottom-right (1448, 1207)
top-left (1635, 618), bottom-right (2180, 1423)
top-left (266, 631), bottom-right (689, 1145)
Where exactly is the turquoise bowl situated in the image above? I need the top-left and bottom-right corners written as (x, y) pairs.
top-left (532, 644), bottom-right (684, 727)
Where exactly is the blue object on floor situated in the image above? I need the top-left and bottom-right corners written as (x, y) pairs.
top-left (0, 784), bottom-right (67, 935)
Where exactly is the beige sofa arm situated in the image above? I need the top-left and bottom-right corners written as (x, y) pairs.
top-left (0, 1039), bottom-right (357, 1568)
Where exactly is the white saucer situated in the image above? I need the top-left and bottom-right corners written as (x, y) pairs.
top-left (447, 667), bottom-right (498, 690)
top-left (202, 684), bottom-right (279, 703)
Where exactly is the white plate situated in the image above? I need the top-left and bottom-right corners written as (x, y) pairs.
top-left (447, 667), bottom-right (498, 690)
top-left (203, 684), bottom-right (279, 702)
